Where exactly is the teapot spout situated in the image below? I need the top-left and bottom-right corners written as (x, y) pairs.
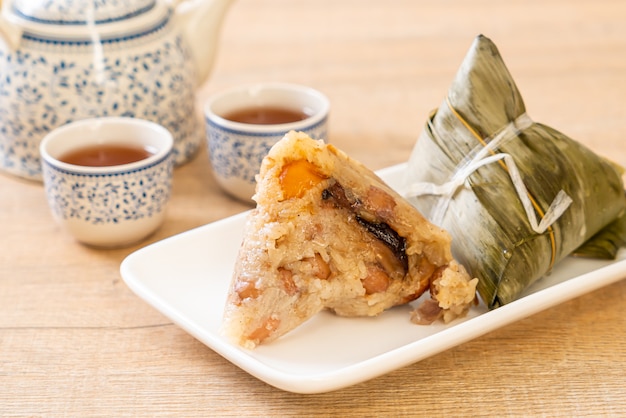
top-left (175, 0), bottom-right (235, 88)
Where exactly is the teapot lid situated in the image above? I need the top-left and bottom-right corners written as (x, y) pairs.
top-left (11, 0), bottom-right (157, 25)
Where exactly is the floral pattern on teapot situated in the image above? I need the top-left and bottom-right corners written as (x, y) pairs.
top-left (0, 0), bottom-right (234, 181)
top-left (12, 0), bottom-right (156, 24)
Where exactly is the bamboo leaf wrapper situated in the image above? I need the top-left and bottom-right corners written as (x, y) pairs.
top-left (404, 35), bottom-right (626, 309)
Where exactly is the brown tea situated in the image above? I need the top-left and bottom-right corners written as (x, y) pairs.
top-left (222, 106), bottom-right (308, 125)
top-left (59, 144), bottom-right (153, 167)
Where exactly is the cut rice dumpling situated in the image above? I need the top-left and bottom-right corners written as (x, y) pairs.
top-left (403, 35), bottom-right (626, 309)
top-left (221, 131), bottom-right (477, 349)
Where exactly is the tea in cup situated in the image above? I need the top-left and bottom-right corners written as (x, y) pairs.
top-left (204, 82), bottom-right (329, 203)
top-left (40, 117), bottom-right (174, 248)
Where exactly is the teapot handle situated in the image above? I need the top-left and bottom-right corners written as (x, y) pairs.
top-left (0, 1), bottom-right (23, 50)
top-left (172, 0), bottom-right (233, 88)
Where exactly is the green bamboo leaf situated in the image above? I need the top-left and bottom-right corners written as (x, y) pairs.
top-left (573, 195), bottom-right (626, 259)
top-left (405, 35), bottom-right (626, 308)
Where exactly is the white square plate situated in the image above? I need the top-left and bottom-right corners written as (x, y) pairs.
top-left (120, 164), bottom-right (626, 394)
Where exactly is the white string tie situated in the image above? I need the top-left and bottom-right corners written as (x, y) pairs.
top-left (404, 113), bottom-right (572, 234)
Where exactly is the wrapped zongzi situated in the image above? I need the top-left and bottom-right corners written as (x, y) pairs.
top-left (403, 35), bottom-right (626, 309)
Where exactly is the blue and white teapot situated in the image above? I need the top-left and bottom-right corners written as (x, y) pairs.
top-left (0, 0), bottom-right (233, 180)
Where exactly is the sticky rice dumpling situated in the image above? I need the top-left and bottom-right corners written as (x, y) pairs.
top-left (403, 35), bottom-right (626, 309)
top-left (221, 131), bottom-right (477, 349)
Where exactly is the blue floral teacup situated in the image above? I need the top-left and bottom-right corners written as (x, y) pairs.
top-left (204, 83), bottom-right (329, 203)
top-left (40, 117), bottom-right (174, 248)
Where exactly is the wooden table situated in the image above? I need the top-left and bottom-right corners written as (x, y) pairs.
top-left (3, 0), bottom-right (626, 415)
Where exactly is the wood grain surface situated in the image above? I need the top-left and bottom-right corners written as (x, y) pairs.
top-left (2, 0), bottom-right (626, 416)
